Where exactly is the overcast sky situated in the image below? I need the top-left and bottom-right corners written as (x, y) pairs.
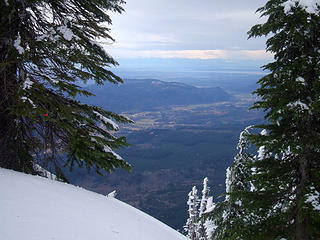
top-left (106, 0), bottom-right (272, 61)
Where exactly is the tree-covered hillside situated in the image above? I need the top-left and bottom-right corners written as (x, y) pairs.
top-left (82, 79), bottom-right (233, 112)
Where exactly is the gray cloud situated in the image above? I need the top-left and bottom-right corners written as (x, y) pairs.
top-left (107, 0), bottom-right (269, 59)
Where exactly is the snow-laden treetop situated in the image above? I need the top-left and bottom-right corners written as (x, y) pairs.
top-left (283, 0), bottom-right (320, 14)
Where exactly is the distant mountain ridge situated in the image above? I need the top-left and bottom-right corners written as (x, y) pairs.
top-left (83, 79), bottom-right (233, 112)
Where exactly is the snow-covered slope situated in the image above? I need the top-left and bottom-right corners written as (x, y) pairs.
top-left (0, 168), bottom-right (188, 240)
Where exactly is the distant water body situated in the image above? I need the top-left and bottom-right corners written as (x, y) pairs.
top-left (182, 69), bottom-right (267, 75)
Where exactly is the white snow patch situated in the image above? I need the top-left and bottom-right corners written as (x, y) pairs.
top-left (205, 196), bottom-right (215, 213)
top-left (107, 190), bottom-right (117, 198)
top-left (287, 100), bottom-right (310, 110)
top-left (305, 187), bottom-right (320, 211)
top-left (282, 0), bottom-right (320, 14)
top-left (204, 219), bottom-right (217, 239)
top-left (225, 167), bottom-right (231, 195)
top-left (222, 209), bottom-right (228, 221)
top-left (21, 97), bottom-right (36, 108)
top-left (13, 33), bottom-right (25, 54)
top-left (283, 0), bottom-right (297, 13)
top-left (250, 182), bottom-right (257, 192)
top-left (47, 75), bottom-right (59, 84)
top-left (57, 25), bottom-right (80, 41)
top-left (260, 129), bottom-right (268, 136)
top-left (0, 168), bottom-right (188, 240)
top-left (103, 145), bottom-right (123, 160)
top-left (89, 133), bottom-right (124, 161)
top-left (93, 111), bottom-right (119, 131)
top-left (258, 145), bottom-right (266, 161)
top-left (296, 76), bottom-right (307, 85)
top-left (36, 28), bottom-right (59, 42)
top-left (199, 177), bottom-right (209, 217)
top-left (33, 163), bottom-right (57, 180)
top-left (237, 125), bottom-right (253, 154)
top-left (22, 77), bottom-right (33, 90)
top-left (4, 0), bottom-right (9, 6)
top-left (36, 33), bottom-right (49, 41)
top-left (120, 114), bottom-right (134, 123)
top-left (235, 200), bottom-right (242, 207)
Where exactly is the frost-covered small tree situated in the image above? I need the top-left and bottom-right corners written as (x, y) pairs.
top-left (199, 177), bottom-right (210, 218)
top-left (0, 0), bottom-right (132, 177)
top-left (184, 178), bottom-right (216, 240)
top-left (184, 186), bottom-right (199, 240)
top-left (197, 177), bottom-right (210, 240)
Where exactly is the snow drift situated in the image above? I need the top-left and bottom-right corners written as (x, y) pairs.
top-left (0, 168), bottom-right (188, 240)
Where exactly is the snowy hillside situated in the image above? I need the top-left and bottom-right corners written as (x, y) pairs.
top-left (0, 168), bottom-right (188, 240)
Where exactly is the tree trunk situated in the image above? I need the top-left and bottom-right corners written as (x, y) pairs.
top-left (0, 1), bottom-right (28, 171)
top-left (295, 155), bottom-right (309, 240)
top-left (0, 61), bottom-right (21, 170)
top-left (0, 3), bottom-right (20, 170)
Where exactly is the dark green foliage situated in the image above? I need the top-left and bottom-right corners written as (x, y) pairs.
top-left (209, 126), bottom-right (256, 240)
top-left (0, 0), bottom-right (132, 178)
top-left (209, 1), bottom-right (320, 239)
top-left (247, 1), bottom-right (320, 239)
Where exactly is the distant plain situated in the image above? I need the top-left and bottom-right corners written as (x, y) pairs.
top-left (70, 67), bottom-right (266, 230)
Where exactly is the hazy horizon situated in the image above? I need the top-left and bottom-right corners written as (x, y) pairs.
top-left (104, 0), bottom-right (271, 67)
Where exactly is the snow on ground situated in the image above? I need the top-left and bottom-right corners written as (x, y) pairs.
top-left (0, 168), bottom-right (188, 240)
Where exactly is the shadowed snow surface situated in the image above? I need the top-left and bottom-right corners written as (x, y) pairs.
top-left (0, 168), bottom-right (188, 240)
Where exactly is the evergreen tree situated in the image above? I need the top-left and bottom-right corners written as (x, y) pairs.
top-left (184, 186), bottom-right (199, 240)
top-left (0, 0), bottom-right (133, 177)
top-left (184, 178), bottom-right (216, 240)
top-left (217, 1), bottom-right (320, 239)
top-left (198, 177), bottom-right (210, 240)
top-left (209, 126), bottom-right (255, 240)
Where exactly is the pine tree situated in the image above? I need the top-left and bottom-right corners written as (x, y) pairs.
top-left (185, 186), bottom-right (199, 240)
top-left (184, 178), bottom-right (217, 240)
top-left (0, 0), bottom-right (133, 177)
top-left (224, 1), bottom-right (320, 239)
top-left (198, 177), bottom-right (210, 240)
top-left (209, 126), bottom-right (255, 240)
top-left (199, 177), bottom-right (210, 218)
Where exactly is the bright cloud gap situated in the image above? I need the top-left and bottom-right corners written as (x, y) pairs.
top-left (108, 48), bottom-right (274, 61)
